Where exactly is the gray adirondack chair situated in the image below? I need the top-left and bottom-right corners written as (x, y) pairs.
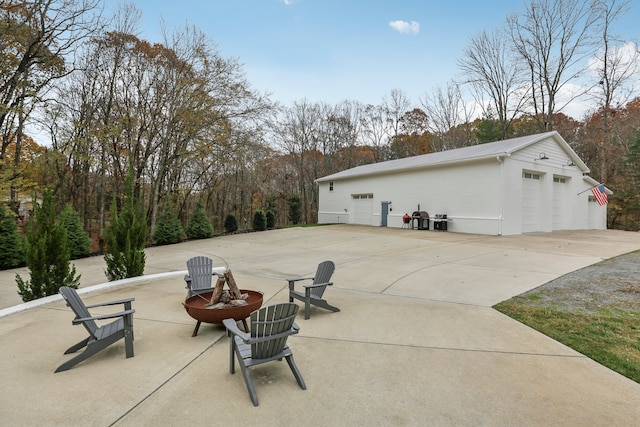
top-left (56, 286), bottom-right (135, 373)
top-left (184, 256), bottom-right (217, 299)
top-left (287, 260), bottom-right (339, 319)
top-left (222, 303), bottom-right (306, 406)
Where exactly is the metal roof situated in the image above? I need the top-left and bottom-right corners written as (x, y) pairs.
top-left (316, 131), bottom-right (586, 182)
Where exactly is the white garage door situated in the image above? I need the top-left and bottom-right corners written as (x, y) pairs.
top-left (522, 172), bottom-right (541, 233)
top-left (552, 177), bottom-right (568, 230)
top-left (352, 194), bottom-right (373, 225)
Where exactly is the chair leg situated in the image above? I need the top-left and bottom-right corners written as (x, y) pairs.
top-left (229, 337), bottom-right (236, 374)
top-left (64, 337), bottom-right (90, 354)
top-left (55, 342), bottom-right (104, 373)
top-left (234, 347), bottom-right (259, 406)
top-left (314, 299), bottom-right (340, 313)
top-left (124, 331), bottom-right (134, 358)
top-left (285, 353), bottom-right (306, 390)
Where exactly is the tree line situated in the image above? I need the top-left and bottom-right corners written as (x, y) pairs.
top-left (1, 1), bottom-right (640, 285)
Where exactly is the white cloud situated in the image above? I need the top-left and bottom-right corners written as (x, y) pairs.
top-left (389, 20), bottom-right (420, 35)
top-left (282, 0), bottom-right (294, 5)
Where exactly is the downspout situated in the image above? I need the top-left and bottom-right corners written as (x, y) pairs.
top-left (496, 155), bottom-right (506, 235)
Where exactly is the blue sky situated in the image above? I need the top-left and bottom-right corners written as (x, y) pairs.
top-left (129, 0), bottom-right (640, 114)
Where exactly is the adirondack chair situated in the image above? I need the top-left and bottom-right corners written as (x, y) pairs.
top-left (55, 286), bottom-right (135, 373)
top-left (184, 256), bottom-right (217, 299)
top-left (287, 260), bottom-right (339, 319)
top-left (222, 303), bottom-right (306, 406)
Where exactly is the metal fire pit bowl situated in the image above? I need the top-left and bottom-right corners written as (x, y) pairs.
top-left (183, 289), bottom-right (264, 336)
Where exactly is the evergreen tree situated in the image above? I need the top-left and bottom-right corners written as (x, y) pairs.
top-left (103, 170), bottom-right (147, 281)
top-left (266, 209), bottom-right (277, 229)
top-left (224, 213), bottom-right (238, 233)
top-left (253, 209), bottom-right (267, 231)
top-left (0, 203), bottom-right (24, 269)
top-left (185, 202), bottom-right (214, 239)
top-left (16, 189), bottom-right (80, 302)
top-left (60, 204), bottom-right (92, 259)
top-left (288, 196), bottom-right (302, 225)
top-left (152, 205), bottom-right (184, 245)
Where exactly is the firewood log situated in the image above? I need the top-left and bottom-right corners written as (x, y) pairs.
top-left (224, 271), bottom-right (242, 299)
top-left (209, 277), bottom-right (225, 304)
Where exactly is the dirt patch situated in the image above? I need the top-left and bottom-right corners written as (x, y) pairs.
top-left (517, 250), bottom-right (640, 314)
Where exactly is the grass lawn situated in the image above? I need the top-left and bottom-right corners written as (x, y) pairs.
top-left (494, 300), bottom-right (640, 383)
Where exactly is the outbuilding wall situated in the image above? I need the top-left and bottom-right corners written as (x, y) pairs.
top-left (317, 134), bottom-right (608, 235)
top-left (318, 159), bottom-right (505, 234)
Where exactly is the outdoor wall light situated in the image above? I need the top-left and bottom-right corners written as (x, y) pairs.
top-left (566, 160), bottom-right (575, 166)
top-left (537, 152), bottom-right (549, 160)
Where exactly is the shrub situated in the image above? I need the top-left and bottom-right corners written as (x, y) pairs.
top-left (153, 205), bottom-right (184, 245)
top-left (60, 204), bottom-right (92, 259)
top-left (288, 196), bottom-right (302, 224)
top-left (186, 202), bottom-right (214, 239)
top-left (252, 209), bottom-right (267, 231)
top-left (0, 203), bottom-right (24, 269)
top-left (224, 213), bottom-right (238, 233)
top-left (266, 209), bottom-right (277, 229)
top-left (16, 189), bottom-right (80, 302)
top-left (103, 170), bottom-right (147, 281)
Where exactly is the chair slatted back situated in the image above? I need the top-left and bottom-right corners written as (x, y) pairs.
top-left (250, 303), bottom-right (299, 359)
top-left (311, 260), bottom-right (335, 299)
top-left (59, 286), bottom-right (98, 336)
top-left (186, 256), bottom-right (214, 293)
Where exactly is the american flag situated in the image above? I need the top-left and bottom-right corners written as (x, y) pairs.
top-left (591, 184), bottom-right (608, 206)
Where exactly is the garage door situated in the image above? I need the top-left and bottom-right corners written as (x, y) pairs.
top-left (522, 172), bottom-right (541, 233)
top-left (352, 194), bottom-right (373, 225)
top-left (552, 176), bottom-right (568, 230)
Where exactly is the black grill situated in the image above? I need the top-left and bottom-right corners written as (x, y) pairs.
top-left (411, 211), bottom-right (429, 230)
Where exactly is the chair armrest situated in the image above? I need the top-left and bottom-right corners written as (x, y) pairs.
top-left (222, 318), bottom-right (250, 342)
top-left (303, 281), bottom-right (333, 289)
top-left (184, 275), bottom-right (191, 285)
top-left (85, 297), bottom-right (135, 309)
top-left (287, 276), bottom-right (314, 283)
top-left (288, 277), bottom-right (314, 291)
top-left (72, 309), bottom-right (135, 324)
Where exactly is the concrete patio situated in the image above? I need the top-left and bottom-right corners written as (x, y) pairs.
top-left (1, 225), bottom-right (639, 426)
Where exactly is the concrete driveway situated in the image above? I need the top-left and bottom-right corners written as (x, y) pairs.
top-left (1, 225), bottom-right (639, 426)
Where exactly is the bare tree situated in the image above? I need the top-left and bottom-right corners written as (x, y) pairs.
top-left (272, 99), bottom-right (324, 223)
top-left (459, 28), bottom-right (529, 139)
top-left (359, 103), bottom-right (391, 162)
top-left (382, 89), bottom-right (412, 141)
top-left (590, 0), bottom-right (639, 183)
top-left (421, 81), bottom-right (476, 151)
top-left (508, 0), bottom-right (599, 131)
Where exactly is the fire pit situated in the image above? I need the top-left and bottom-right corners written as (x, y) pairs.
top-left (183, 289), bottom-right (263, 336)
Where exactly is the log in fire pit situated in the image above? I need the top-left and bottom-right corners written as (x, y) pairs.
top-left (182, 271), bottom-right (263, 336)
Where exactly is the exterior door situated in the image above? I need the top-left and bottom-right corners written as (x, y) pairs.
top-left (381, 202), bottom-right (390, 227)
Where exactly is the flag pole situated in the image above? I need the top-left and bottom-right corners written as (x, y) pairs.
top-left (577, 183), bottom-right (604, 196)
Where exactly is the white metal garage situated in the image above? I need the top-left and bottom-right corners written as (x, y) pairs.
top-left (316, 131), bottom-right (609, 236)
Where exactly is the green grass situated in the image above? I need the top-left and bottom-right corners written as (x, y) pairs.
top-left (494, 300), bottom-right (640, 383)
